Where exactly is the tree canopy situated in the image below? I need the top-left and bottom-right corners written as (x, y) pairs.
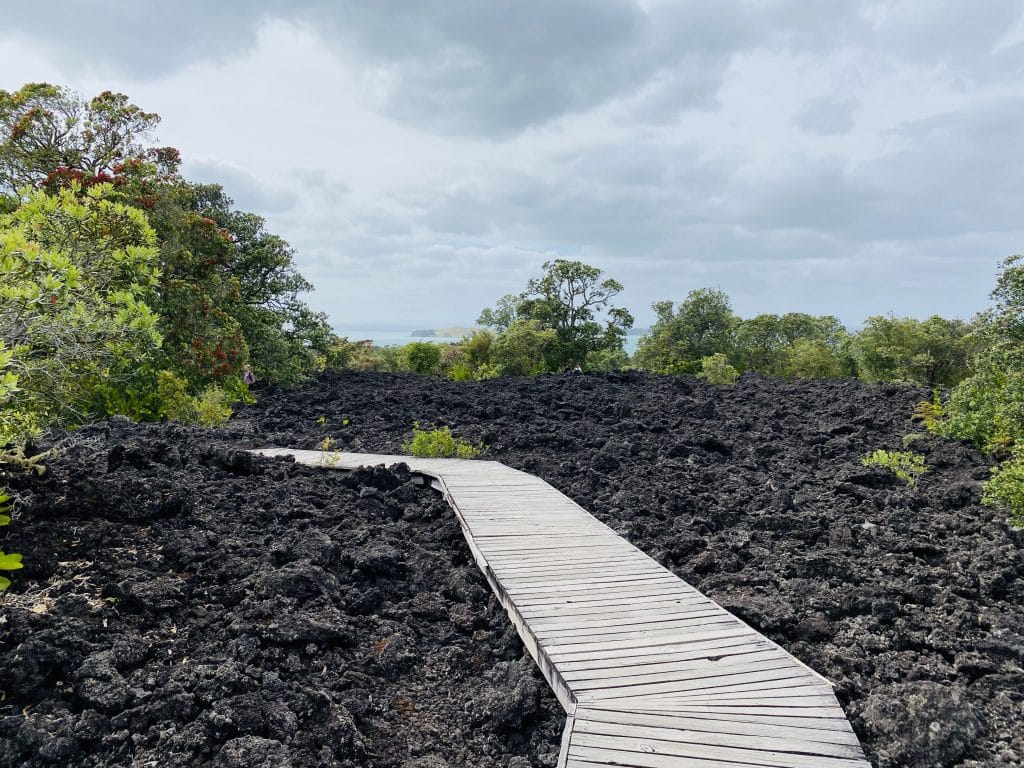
top-left (478, 259), bottom-right (633, 371)
top-left (0, 83), bottom-right (332, 392)
top-left (0, 184), bottom-right (161, 443)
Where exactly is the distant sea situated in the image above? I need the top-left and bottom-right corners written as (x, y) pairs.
top-left (335, 328), bottom-right (644, 355)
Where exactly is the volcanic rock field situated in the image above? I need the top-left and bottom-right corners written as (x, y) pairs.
top-left (1, 370), bottom-right (1022, 767)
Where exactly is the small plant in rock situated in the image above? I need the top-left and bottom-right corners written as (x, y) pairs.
top-left (194, 386), bottom-right (233, 427)
top-left (402, 423), bottom-right (484, 458)
top-left (318, 436), bottom-right (341, 466)
top-left (862, 449), bottom-right (927, 488)
top-left (155, 371), bottom-right (234, 427)
top-left (697, 353), bottom-right (739, 385)
top-left (912, 390), bottom-right (945, 431)
top-left (0, 489), bottom-right (22, 590)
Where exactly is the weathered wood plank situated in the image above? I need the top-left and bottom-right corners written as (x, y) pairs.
top-left (569, 734), bottom-right (870, 768)
top-left (574, 707), bottom-right (863, 743)
top-left (571, 717), bottom-right (866, 758)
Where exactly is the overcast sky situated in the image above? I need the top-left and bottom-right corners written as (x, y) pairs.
top-left (3, 1), bottom-right (1023, 331)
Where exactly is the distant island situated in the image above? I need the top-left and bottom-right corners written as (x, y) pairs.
top-left (411, 327), bottom-right (477, 338)
top-left (411, 326), bottom-right (648, 338)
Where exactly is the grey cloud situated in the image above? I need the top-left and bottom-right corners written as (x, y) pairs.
top-left (794, 96), bottom-right (858, 135)
top-left (7, 1), bottom-right (1024, 141)
top-left (5, 1), bottom-right (757, 136)
top-left (184, 159), bottom-right (297, 213)
top-left (736, 159), bottom-right (878, 233)
top-left (865, 1), bottom-right (1024, 72)
top-left (3, 1), bottom-right (281, 77)
top-left (412, 140), bottom-right (735, 254)
top-left (311, 0), bottom-right (754, 137)
top-left (860, 100), bottom-right (1024, 239)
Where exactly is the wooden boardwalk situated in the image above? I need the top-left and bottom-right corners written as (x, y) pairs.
top-left (254, 449), bottom-right (870, 768)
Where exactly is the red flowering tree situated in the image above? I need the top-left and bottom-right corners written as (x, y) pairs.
top-left (0, 83), bottom-right (331, 392)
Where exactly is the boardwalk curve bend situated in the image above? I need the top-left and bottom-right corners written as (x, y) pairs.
top-left (254, 448), bottom-right (870, 768)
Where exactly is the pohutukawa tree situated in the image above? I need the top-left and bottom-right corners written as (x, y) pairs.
top-left (0, 82), bottom-right (332, 391)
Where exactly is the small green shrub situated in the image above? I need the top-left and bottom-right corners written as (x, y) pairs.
top-left (982, 451), bottom-right (1024, 527)
top-left (697, 353), bottom-right (739, 385)
top-left (912, 390), bottom-right (945, 431)
top-left (0, 489), bottom-right (22, 590)
top-left (401, 342), bottom-right (442, 375)
top-left (402, 423), bottom-right (484, 458)
top-left (475, 363), bottom-right (500, 380)
top-left (862, 449), bottom-right (927, 488)
top-left (447, 362), bottom-right (475, 381)
top-left (156, 370), bottom-right (196, 422)
top-left (156, 371), bottom-right (233, 426)
top-left (194, 386), bottom-right (233, 427)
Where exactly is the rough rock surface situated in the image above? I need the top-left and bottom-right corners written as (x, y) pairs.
top-left (2, 369), bottom-right (1022, 767)
top-left (239, 370), bottom-right (1024, 767)
top-left (0, 418), bottom-right (562, 767)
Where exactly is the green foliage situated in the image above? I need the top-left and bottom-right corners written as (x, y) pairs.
top-left (0, 489), bottom-right (19, 590)
top-left (441, 330), bottom-right (498, 381)
top-left (157, 185), bottom-right (332, 386)
top-left (0, 184), bottom-right (161, 444)
top-left (933, 256), bottom-right (1024, 455)
top-left (0, 83), bottom-right (160, 194)
top-left (851, 314), bottom-right (975, 386)
top-left (447, 362), bottom-right (475, 381)
top-left (784, 338), bottom-right (850, 379)
top-left (1, 83), bottom-right (331, 391)
top-left (733, 313), bottom-right (852, 379)
top-left (479, 260), bottom-right (632, 371)
top-left (194, 386), bottom-right (233, 427)
top-left (982, 449), bottom-right (1024, 527)
top-left (937, 366), bottom-right (1024, 456)
top-left (401, 341), bottom-right (442, 375)
top-left (477, 294), bottom-right (521, 333)
top-left (156, 369), bottom-right (195, 421)
top-left (490, 319), bottom-right (557, 376)
top-left (154, 370), bottom-right (233, 426)
top-left (634, 289), bottom-right (738, 374)
top-left (402, 423), bottom-right (484, 458)
top-left (862, 449), bottom-right (927, 488)
top-left (697, 353), bottom-right (739, 384)
top-left (585, 346), bottom-right (630, 372)
top-left (912, 390), bottom-right (945, 431)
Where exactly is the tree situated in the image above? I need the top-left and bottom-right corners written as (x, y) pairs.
top-left (0, 83), bottom-right (160, 194)
top-left (936, 255), bottom-right (1024, 452)
top-left (149, 182), bottom-right (332, 385)
top-left (734, 313), bottom-right (849, 377)
top-left (477, 294), bottom-right (522, 333)
top-left (0, 82), bottom-right (332, 388)
top-left (491, 319), bottom-right (557, 376)
top-left (634, 289), bottom-right (738, 374)
top-left (933, 255), bottom-right (1024, 524)
top-left (698, 353), bottom-right (739, 384)
top-left (479, 260), bottom-right (632, 371)
top-left (0, 184), bottom-right (161, 445)
top-left (401, 342), bottom-right (442, 375)
top-left (784, 338), bottom-right (849, 379)
top-left (851, 314), bottom-right (975, 387)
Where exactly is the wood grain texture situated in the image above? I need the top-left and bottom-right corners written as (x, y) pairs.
top-left (252, 448), bottom-right (870, 767)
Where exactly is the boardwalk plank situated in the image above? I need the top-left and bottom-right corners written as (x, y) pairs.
top-left (572, 718), bottom-right (866, 758)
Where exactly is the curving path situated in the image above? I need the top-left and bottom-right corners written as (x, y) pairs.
top-left (254, 448), bottom-right (870, 768)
